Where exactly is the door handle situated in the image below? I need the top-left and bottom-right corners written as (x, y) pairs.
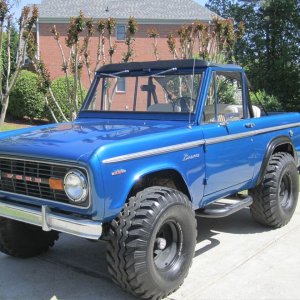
top-left (244, 123), bottom-right (255, 128)
top-left (219, 121), bottom-right (229, 127)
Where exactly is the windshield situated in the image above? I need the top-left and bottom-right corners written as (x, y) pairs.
top-left (83, 71), bottom-right (204, 114)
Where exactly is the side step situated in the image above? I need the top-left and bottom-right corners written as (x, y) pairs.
top-left (195, 195), bottom-right (253, 219)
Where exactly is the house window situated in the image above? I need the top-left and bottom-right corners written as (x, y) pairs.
top-left (116, 77), bottom-right (126, 93)
top-left (116, 25), bottom-right (126, 40)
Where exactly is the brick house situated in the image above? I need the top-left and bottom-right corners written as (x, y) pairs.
top-left (35, 0), bottom-right (218, 93)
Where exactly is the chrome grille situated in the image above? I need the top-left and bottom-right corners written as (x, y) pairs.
top-left (0, 157), bottom-right (87, 206)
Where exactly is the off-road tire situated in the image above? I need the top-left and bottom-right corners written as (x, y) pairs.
top-left (0, 218), bottom-right (59, 258)
top-left (250, 152), bottom-right (299, 228)
top-left (107, 186), bottom-right (197, 300)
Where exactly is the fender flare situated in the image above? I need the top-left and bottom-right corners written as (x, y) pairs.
top-left (256, 135), bottom-right (298, 185)
top-left (125, 164), bottom-right (191, 199)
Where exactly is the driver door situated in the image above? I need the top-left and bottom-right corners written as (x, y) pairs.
top-left (202, 71), bottom-right (255, 196)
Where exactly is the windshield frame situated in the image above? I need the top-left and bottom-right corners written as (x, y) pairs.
top-left (79, 67), bottom-right (207, 121)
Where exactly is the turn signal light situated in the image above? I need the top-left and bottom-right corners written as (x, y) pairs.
top-left (49, 178), bottom-right (64, 191)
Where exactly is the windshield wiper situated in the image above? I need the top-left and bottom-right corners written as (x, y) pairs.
top-left (99, 69), bottom-right (129, 78)
top-left (150, 67), bottom-right (177, 78)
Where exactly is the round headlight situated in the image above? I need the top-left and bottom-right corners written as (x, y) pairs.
top-left (64, 169), bottom-right (88, 203)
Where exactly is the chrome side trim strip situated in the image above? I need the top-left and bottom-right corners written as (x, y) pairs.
top-left (206, 122), bottom-right (300, 145)
top-left (205, 131), bottom-right (254, 145)
top-left (102, 122), bottom-right (300, 164)
top-left (0, 201), bottom-right (102, 240)
top-left (102, 140), bottom-right (205, 164)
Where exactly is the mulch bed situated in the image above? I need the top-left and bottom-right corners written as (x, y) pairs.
top-left (4, 115), bottom-right (50, 128)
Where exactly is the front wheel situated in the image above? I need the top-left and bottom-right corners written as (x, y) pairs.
top-left (0, 218), bottom-right (59, 258)
top-left (250, 152), bottom-right (299, 228)
top-left (107, 187), bottom-right (197, 299)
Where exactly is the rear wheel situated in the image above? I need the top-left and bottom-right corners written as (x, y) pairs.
top-left (250, 152), bottom-right (299, 228)
top-left (107, 186), bottom-right (197, 299)
top-left (0, 218), bottom-right (59, 258)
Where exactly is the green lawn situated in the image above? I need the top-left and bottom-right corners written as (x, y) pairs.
top-left (0, 124), bottom-right (20, 132)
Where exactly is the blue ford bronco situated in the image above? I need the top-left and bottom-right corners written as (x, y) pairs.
top-left (0, 60), bottom-right (299, 299)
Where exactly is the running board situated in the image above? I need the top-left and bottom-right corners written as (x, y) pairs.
top-left (195, 195), bottom-right (253, 218)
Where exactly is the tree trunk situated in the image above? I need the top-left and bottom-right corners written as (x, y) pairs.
top-left (44, 96), bottom-right (59, 123)
top-left (48, 87), bottom-right (69, 122)
top-left (73, 46), bottom-right (79, 117)
top-left (0, 96), bottom-right (9, 127)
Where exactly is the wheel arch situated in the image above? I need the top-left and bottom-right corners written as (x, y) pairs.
top-left (256, 135), bottom-right (298, 185)
top-left (127, 168), bottom-right (191, 201)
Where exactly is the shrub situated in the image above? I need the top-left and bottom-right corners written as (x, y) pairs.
top-left (250, 90), bottom-right (283, 112)
top-left (46, 76), bottom-right (87, 122)
top-left (8, 70), bottom-right (45, 121)
top-left (216, 77), bottom-right (236, 104)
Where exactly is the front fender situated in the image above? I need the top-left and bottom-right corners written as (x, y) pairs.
top-left (99, 147), bottom-right (205, 222)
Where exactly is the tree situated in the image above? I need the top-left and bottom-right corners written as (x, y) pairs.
top-left (65, 11), bottom-right (85, 116)
top-left (106, 17), bottom-right (116, 64)
top-left (46, 12), bottom-right (98, 121)
top-left (0, 2), bottom-right (38, 127)
top-left (32, 14), bottom-right (140, 122)
top-left (95, 19), bottom-right (106, 71)
top-left (1, 26), bottom-right (18, 89)
top-left (206, 0), bottom-right (300, 110)
top-left (167, 33), bottom-right (179, 59)
top-left (205, 0), bottom-right (235, 18)
top-left (258, 0), bottom-right (300, 110)
top-left (147, 27), bottom-right (160, 60)
top-left (123, 16), bottom-right (138, 63)
top-left (166, 19), bottom-right (244, 63)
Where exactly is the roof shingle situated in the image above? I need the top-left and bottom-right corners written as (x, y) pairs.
top-left (37, 0), bottom-right (218, 22)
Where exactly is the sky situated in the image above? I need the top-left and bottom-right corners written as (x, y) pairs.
top-left (11, 0), bottom-right (40, 19)
top-left (11, 0), bottom-right (208, 19)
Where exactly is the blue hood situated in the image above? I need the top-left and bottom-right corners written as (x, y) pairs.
top-left (0, 119), bottom-right (187, 162)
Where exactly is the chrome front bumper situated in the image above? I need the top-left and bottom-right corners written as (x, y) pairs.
top-left (0, 201), bottom-right (102, 240)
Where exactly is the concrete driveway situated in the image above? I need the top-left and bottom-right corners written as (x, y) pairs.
top-left (0, 204), bottom-right (299, 300)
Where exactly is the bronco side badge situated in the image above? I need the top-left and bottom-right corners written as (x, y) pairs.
top-left (112, 169), bottom-right (127, 176)
top-left (183, 153), bottom-right (200, 161)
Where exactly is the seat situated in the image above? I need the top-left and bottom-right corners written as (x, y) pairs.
top-left (148, 103), bottom-right (181, 112)
top-left (252, 105), bottom-right (261, 118)
top-left (204, 104), bottom-right (239, 122)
